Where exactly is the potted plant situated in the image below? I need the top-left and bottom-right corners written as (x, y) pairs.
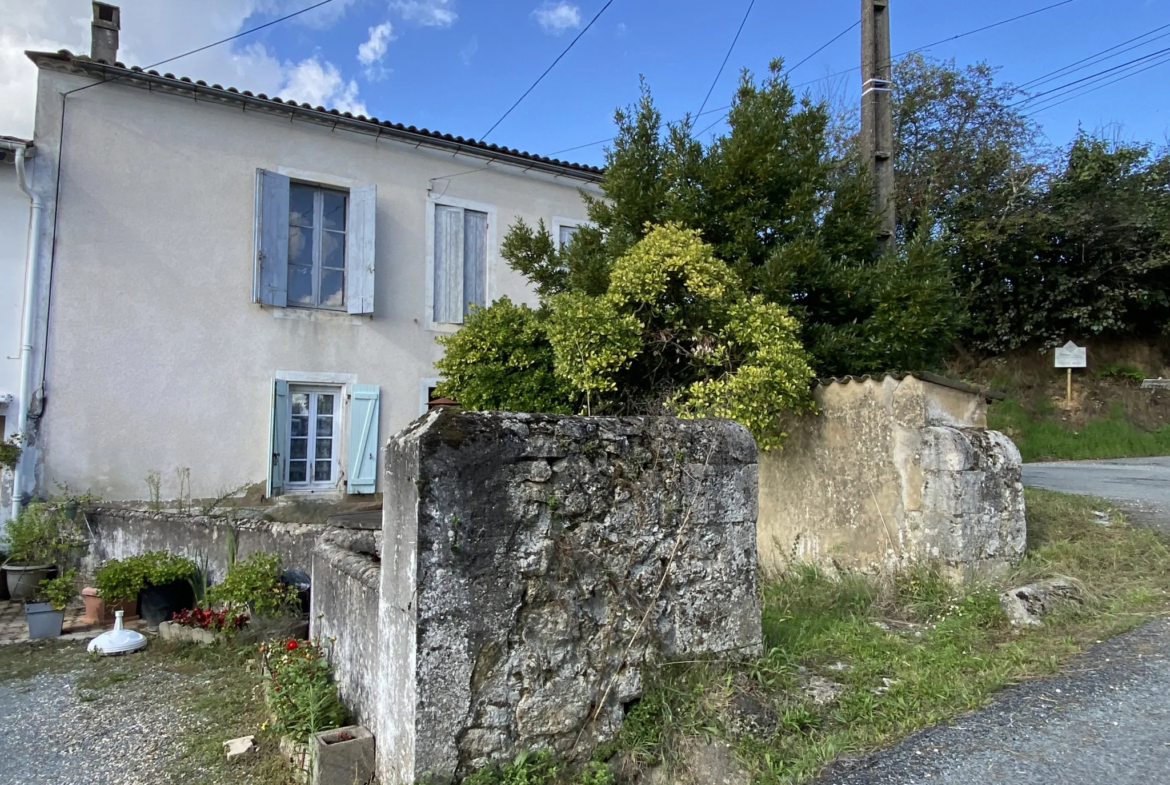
top-left (3, 501), bottom-right (83, 600)
top-left (26, 568), bottom-right (76, 639)
top-left (94, 551), bottom-right (197, 626)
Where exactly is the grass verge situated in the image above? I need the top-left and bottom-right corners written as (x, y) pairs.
top-left (989, 398), bottom-right (1170, 462)
top-left (593, 488), bottom-right (1170, 784)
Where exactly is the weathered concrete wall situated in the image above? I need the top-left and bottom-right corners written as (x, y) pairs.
top-left (311, 528), bottom-right (382, 731)
top-left (366, 410), bottom-right (762, 784)
top-left (759, 375), bottom-right (1025, 576)
top-left (81, 507), bottom-right (320, 583)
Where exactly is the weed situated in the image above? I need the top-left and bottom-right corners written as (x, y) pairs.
top-left (145, 470), bottom-right (162, 511)
top-left (1096, 361), bottom-right (1147, 384)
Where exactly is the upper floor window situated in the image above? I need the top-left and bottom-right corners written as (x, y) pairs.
top-left (553, 216), bottom-right (590, 250)
top-left (253, 169), bottom-right (377, 315)
top-left (289, 185), bottom-right (348, 310)
top-left (426, 195), bottom-right (496, 330)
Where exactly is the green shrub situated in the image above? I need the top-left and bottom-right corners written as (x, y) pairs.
top-left (5, 501), bottom-right (85, 566)
top-left (36, 568), bottom-right (77, 610)
top-left (1095, 361), bottom-right (1147, 384)
top-left (94, 551), bottom-right (197, 604)
top-left (206, 553), bottom-right (298, 618)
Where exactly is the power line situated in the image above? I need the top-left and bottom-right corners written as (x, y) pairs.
top-left (65, 0), bottom-right (337, 96)
top-left (695, 0), bottom-right (756, 119)
top-left (1014, 45), bottom-right (1170, 107)
top-left (1024, 50), bottom-right (1170, 116)
top-left (481, 0), bottom-right (617, 141)
top-left (1017, 21), bottom-right (1170, 91)
top-left (787, 21), bottom-right (860, 75)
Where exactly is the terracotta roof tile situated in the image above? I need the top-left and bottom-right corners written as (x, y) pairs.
top-left (27, 49), bottom-right (603, 180)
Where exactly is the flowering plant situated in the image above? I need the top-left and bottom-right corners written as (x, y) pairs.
top-left (259, 637), bottom-right (346, 742)
top-left (171, 606), bottom-right (248, 633)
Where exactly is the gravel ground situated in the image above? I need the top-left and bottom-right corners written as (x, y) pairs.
top-left (0, 666), bottom-right (193, 785)
top-left (815, 618), bottom-right (1170, 785)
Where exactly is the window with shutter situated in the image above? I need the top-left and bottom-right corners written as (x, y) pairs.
top-left (429, 197), bottom-right (494, 328)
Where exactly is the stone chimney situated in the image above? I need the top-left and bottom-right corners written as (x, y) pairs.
top-left (91, 3), bottom-right (120, 63)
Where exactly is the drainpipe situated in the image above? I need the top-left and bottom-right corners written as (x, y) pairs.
top-left (10, 145), bottom-right (43, 523)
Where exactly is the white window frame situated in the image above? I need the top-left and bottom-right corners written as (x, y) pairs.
top-left (552, 216), bottom-right (592, 249)
top-left (286, 384), bottom-right (343, 490)
top-left (287, 182), bottom-right (349, 311)
top-left (276, 371), bottom-right (356, 496)
top-left (425, 194), bottom-right (498, 333)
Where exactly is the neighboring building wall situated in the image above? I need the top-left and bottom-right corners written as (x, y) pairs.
top-left (0, 150), bottom-right (30, 522)
top-left (26, 63), bottom-right (596, 503)
top-left (311, 410), bottom-right (763, 784)
top-left (758, 375), bottom-right (1026, 576)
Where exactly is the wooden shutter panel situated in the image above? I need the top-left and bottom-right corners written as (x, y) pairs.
top-left (346, 184), bottom-right (377, 315)
top-left (463, 210), bottom-right (487, 316)
top-left (347, 384), bottom-right (380, 494)
top-left (255, 169), bottom-right (290, 307)
top-left (433, 205), bottom-right (464, 324)
top-left (267, 379), bottom-right (289, 498)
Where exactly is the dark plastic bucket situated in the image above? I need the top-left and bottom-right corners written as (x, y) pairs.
top-left (137, 580), bottom-right (195, 626)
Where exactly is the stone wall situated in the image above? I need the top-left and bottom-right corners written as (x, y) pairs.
top-left (81, 508), bottom-right (320, 583)
top-left (758, 374), bottom-right (1025, 576)
top-left (333, 410), bottom-right (765, 784)
top-left (311, 528), bottom-right (382, 731)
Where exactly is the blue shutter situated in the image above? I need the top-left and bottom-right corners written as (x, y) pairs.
top-left (267, 379), bottom-right (289, 498)
top-left (347, 384), bottom-right (380, 494)
top-left (346, 184), bottom-right (377, 315)
top-left (463, 210), bottom-right (487, 315)
top-left (255, 169), bottom-right (290, 307)
top-left (433, 205), bottom-right (464, 324)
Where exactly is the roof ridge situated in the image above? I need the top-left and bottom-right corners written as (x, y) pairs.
top-left (25, 49), bottom-right (604, 181)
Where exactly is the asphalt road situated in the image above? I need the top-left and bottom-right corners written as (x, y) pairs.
top-left (812, 456), bottom-right (1170, 785)
top-left (1023, 456), bottom-right (1170, 532)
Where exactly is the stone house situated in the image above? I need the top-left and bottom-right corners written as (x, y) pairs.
top-left (8, 4), bottom-right (600, 516)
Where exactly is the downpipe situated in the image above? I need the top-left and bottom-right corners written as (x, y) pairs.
top-left (10, 146), bottom-right (43, 523)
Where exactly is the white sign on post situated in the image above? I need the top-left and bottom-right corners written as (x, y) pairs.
top-left (1054, 341), bottom-right (1087, 369)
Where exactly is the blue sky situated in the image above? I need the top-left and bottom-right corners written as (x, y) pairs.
top-left (3, 0), bottom-right (1169, 165)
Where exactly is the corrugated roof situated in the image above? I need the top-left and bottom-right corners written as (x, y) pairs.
top-left (817, 372), bottom-right (1005, 402)
top-left (26, 50), bottom-right (604, 182)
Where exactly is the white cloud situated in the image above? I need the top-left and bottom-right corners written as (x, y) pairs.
top-left (0, 0), bottom-right (366, 137)
top-left (532, 2), bottom-right (581, 35)
top-left (392, 0), bottom-right (457, 28)
top-left (357, 21), bottom-right (394, 80)
top-left (459, 34), bottom-right (478, 65)
top-left (280, 57), bottom-right (367, 116)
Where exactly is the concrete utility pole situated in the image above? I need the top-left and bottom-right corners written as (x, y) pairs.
top-left (861, 0), bottom-right (896, 248)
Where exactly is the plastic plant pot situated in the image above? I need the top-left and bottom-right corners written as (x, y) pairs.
top-left (137, 579), bottom-right (195, 627)
top-left (25, 602), bottom-right (65, 639)
top-left (5, 563), bottom-right (54, 601)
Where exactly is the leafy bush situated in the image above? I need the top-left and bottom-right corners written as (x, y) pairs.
top-left (5, 501), bottom-right (86, 566)
top-left (0, 434), bottom-right (21, 470)
top-left (94, 551), bottom-right (198, 604)
top-left (261, 638), bottom-right (346, 742)
top-left (206, 552), bottom-right (299, 618)
top-left (36, 568), bottom-right (77, 611)
top-left (1096, 362), bottom-right (1147, 384)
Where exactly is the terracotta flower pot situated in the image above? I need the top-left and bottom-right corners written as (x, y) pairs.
top-left (80, 587), bottom-right (139, 625)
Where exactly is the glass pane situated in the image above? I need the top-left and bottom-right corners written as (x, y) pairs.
top-left (289, 226), bottom-right (315, 266)
top-left (288, 461), bottom-right (307, 483)
top-left (314, 459), bottom-right (332, 482)
top-left (290, 416), bottom-right (307, 437)
top-left (289, 438), bottom-right (307, 460)
top-left (289, 185), bottom-right (315, 227)
top-left (322, 231), bottom-right (345, 269)
top-left (316, 417), bottom-right (334, 438)
top-left (290, 393), bottom-right (309, 416)
top-left (315, 438), bottom-right (332, 460)
top-left (316, 394), bottom-right (334, 416)
top-left (288, 265), bottom-right (313, 305)
top-left (560, 225), bottom-right (577, 248)
top-left (320, 270), bottom-right (344, 309)
top-left (323, 191), bottom-right (347, 231)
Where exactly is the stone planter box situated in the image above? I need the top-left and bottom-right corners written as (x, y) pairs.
top-left (157, 621), bottom-right (222, 645)
top-left (279, 735), bottom-right (312, 784)
top-left (311, 726), bottom-right (375, 785)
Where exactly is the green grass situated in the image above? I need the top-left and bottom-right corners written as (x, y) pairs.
top-left (989, 398), bottom-right (1170, 462)
top-left (588, 488), bottom-right (1170, 784)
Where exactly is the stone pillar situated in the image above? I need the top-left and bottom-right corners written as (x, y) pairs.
top-left (374, 410), bottom-right (762, 783)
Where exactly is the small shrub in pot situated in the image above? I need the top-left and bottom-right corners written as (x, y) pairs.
top-left (26, 568), bottom-right (77, 639)
top-left (94, 551), bottom-right (197, 626)
top-left (4, 500), bottom-right (86, 600)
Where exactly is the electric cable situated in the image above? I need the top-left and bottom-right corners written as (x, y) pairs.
top-left (695, 0), bottom-right (756, 119)
top-left (1024, 50), bottom-right (1170, 116)
top-left (1013, 44), bottom-right (1170, 107)
top-left (480, 0), bottom-right (617, 141)
top-left (1017, 21), bottom-right (1170, 90)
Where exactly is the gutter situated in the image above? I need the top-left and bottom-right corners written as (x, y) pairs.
top-left (5, 141), bottom-right (41, 522)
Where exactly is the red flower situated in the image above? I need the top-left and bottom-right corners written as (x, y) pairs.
top-left (286, 639), bottom-right (298, 651)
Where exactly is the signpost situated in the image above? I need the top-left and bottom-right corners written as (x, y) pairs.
top-left (1054, 341), bottom-right (1087, 404)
